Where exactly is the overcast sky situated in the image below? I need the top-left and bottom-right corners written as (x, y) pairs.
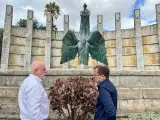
top-left (0, 0), bottom-right (160, 31)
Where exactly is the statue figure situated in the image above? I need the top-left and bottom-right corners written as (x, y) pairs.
top-left (60, 3), bottom-right (107, 65)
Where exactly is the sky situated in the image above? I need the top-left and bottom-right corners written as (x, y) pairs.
top-left (0, 0), bottom-right (160, 31)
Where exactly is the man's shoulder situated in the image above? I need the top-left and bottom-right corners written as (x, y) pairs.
top-left (100, 80), bottom-right (117, 92)
top-left (21, 76), bottom-right (39, 88)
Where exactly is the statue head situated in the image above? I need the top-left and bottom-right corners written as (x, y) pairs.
top-left (83, 3), bottom-right (87, 10)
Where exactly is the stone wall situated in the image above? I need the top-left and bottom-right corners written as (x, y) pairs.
top-left (1, 4), bottom-right (160, 70)
top-left (0, 70), bottom-right (160, 119)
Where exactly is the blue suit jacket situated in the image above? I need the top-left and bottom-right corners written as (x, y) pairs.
top-left (94, 79), bottom-right (117, 120)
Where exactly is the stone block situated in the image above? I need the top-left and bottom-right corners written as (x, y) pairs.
top-left (9, 45), bottom-right (25, 54)
top-left (32, 39), bottom-right (45, 47)
top-left (143, 44), bottom-right (159, 53)
top-left (11, 26), bottom-right (26, 37)
top-left (117, 76), bottom-right (139, 88)
top-left (31, 47), bottom-right (45, 55)
top-left (8, 66), bottom-right (24, 70)
top-left (118, 88), bottom-right (142, 100)
top-left (31, 56), bottom-right (44, 62)
top-left (51, 40), bottom-right (62, 48)
top-left (142, 35), bottom-right (159, 45)
top-left (103, 31), bottom-right (116, 40)
top-left (108, 56), bottom-right (116, 67)
top-left (8, 54), bottom-right (24, 66)
top-left (33, 29), bottom-right (46, 39)
top-left (123, 55), bottom-right (136, 66)
top-left (123, 67), bottom-right (137, 70)
top-left (51, 48), bottom-right (61, 57)
top-left (142, 24), bottom-right (158, 36)
top-left (119, 100), bottom-right (145, 113)
top-left (123, 47), bottom-right (136, 55)
top-left (121, 29), bottom-right (134, 38)
top-left (10, 36), bottom-right (26, 46)
top-left (143, 89), bottom-right (160, 99)
top-left (106, 48), bottom-right (116, 56)
top-left (144, 53), bottom-right (160, 65)
top-left (138, 76), bottom-right (157, 88)
top-left (105, 40), bottom-right (116, 48)
top-left (122, 38), bottom-right (135, 46)
top-left (50, 57), bottom-right (63, 68)
top-left (144, 65), bottom-right (160, 70)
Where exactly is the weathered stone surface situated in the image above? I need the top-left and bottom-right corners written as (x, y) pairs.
top-left (8, 66), bottom-right (24, 70)
top-left (9, 45), bottom-right (25, 54)
top-left (51, 40), bottom-right (62, 48)
top-left (143, 89), bottom-right (160, 99)
top-left (31, 47), bottom-right (45, 55)
top-left (50, 57), bottom-right (63, 68)
top-left (32, 39), bottom-right (45, 47)
top-left (103, 31), bottom-right (116, 40)
top-left (122, 38), bottom-right (135, 46)
top-left (106, 48), bottom-right (116, 56)
top-left (121, 29), bottom-right (134, 38)
top-left (123, 55), bottom-right (137, 66)
top-left (105, 40), bottom-right (116, 48)
top-left (51, 31), bottom-right (65, 40)
top-left (117, 76), bottom-right (140, 88)
top-left (141, 24), bottom-right (158, 36)
top-left (8, 54), bottom-right (24, 66)
top-left (144, 53), bottom-right (160, 65)
top-left (107, 56), bottom-right (116, 67)
top-left (33, 29), bottom-right (46, 39)
top-left (123, 47), bottom-right (136, 55)
top-left (51, 48), bottom-right (61, 57)
top-left (118, 88), bottom-right (142, 100)
top-left (143, 44), bottom-right (159, 53)
top-left (10, 36), bottom-right (26, 46)
top-left (11, 26), bottom-right (26, 37)
top-left (134, 9), bottom-right (144, 70)
top-left (142, 35), bottom-right (159, 44)
top-left (144, 65), bottom-right (160, 70)
top-left (31, 56), bottom-right (44, 62)
top-left (123, 67), bottom-right (137, 70)
top-left (0, 70), bottom-right (160, 76)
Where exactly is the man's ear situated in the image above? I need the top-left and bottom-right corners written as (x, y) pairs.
top-left (102, 74), bottom-right (106, 79)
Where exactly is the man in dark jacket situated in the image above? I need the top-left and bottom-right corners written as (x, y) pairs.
top-left (93, 65), bottom-right (117, 120)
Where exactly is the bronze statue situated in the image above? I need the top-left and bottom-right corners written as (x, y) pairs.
top-left (60, 3), bottom-right (107, 65)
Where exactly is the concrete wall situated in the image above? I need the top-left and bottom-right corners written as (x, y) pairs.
top-left (0, 70), bottom-right (160, 119)
top-left (1, 4), bottom-right (160, 70)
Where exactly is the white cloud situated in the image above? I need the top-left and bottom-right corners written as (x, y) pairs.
top-left (0, 0), bottom-right (159, 31)
top-left (141, 0), bottom-right (160, 21)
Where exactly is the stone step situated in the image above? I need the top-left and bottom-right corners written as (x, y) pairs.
top-left (0, 70), bottom-right (160, 88)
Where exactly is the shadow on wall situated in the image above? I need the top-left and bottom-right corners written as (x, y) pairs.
top-left (0, 29), bottom-right (3, 63)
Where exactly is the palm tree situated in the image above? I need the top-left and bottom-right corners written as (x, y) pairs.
top-left (44, 2), bottom-right (60, 20)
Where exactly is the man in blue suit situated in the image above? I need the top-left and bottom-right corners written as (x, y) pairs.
top-left (93, 65), bottom-right (117, 120)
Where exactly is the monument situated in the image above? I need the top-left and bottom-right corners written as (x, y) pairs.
top-left (60, 3), bottom-right (108, 66)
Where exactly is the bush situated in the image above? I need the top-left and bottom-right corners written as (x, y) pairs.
top-left (49, 76), bottom-right (98, 120)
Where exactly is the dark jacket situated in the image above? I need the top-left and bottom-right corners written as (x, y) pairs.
top-left (94, 79), bottom-right (117, 120)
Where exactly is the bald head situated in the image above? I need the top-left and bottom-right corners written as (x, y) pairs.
top-left (30, 61), bottom-right (47, 79)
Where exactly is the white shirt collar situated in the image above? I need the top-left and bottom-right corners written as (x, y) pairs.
top-left (29, 74), bottom-right (42, 83)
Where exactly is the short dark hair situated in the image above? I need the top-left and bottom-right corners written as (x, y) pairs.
top-left (94, 65), bottom-right (110, 79)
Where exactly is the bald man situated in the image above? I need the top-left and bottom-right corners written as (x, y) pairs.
top-left (18, 61), bottom-right (49, 120)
